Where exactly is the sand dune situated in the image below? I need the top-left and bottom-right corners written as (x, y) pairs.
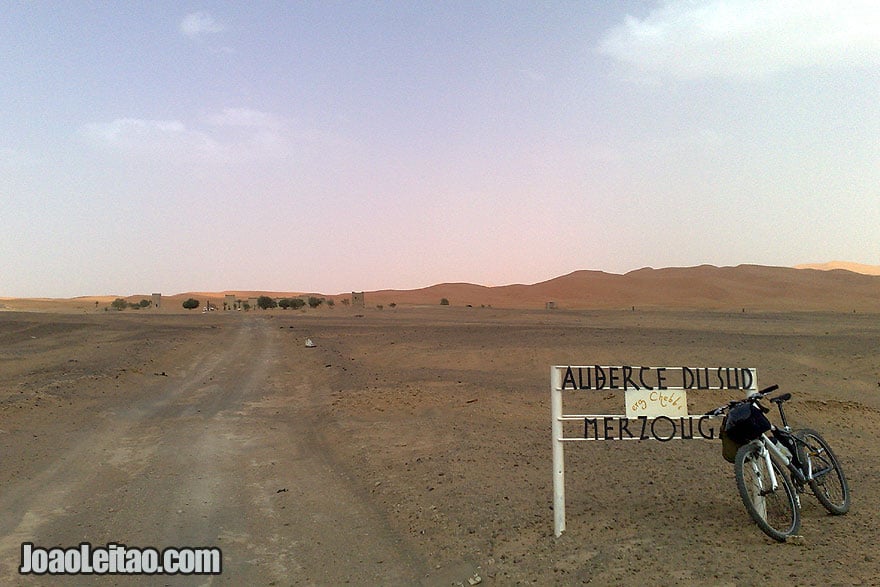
top-left (795, 260), bottom-right (880, 276)
top-left (4, 263), bottom-right (880, 313)
top-left (368, 264), bottom-right (880, 311)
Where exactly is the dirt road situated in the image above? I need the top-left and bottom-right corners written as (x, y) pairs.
top-left (0, 315), bottom-right (425, 585)
top-left (2, 308), bottom-right (880, 585)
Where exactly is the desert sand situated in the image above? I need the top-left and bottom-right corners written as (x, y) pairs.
top-left (5, 263), bottom-right (880, 315)
top-left (2, 266), bottom-right (880, 585)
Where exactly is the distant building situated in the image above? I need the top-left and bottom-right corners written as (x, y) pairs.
top-left (224, 294), bottom-right (236, 310)
top-left (351, 292), bottom-right (365, 307)
top-left (151, 293), bottom-right (161, 309)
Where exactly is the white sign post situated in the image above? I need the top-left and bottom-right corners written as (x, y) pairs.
top-left (551, 365), bottom-right (757, 537)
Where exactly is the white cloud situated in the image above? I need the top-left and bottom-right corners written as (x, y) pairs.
top-left (81, 107), bottom-right (357, 166)
top-left (180, 11), bottom-right (225, 38)
top-left (205, 107), bottom-right (279, 129)
top-left (81, 110), bottom-right (295, 164)
top-left (82, 118), bottom-right (217, 155)
top-left (203, 107), bottom-right (355, 149)
top-left (598, 0), bottom-right (880, 79)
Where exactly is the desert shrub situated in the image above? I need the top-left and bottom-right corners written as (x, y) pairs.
top-left (138, 299), bottom-right (151, 308)
top-left (389, 302), bottom-right (397, 308)
top-left (257, 296), bottom-right (277, 309)
top-left (307, 296), bottom-right (324, 309)
top-left (440, 298), bottom-right (450, 306)
top-left (182, 298), bottom-right (200, 310)
top-left (111, 298), bottom-right (128, 311)
top-left (326, 299), bottom-right (335, 308)
top-left (280, 297), bottom-right (310, 310)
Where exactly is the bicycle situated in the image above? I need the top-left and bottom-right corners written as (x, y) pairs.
top-left (705, 384), bottom-right (851, 542)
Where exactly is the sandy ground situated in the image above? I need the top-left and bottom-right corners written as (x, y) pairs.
top-left (1, 307), bottom-right (879, 585)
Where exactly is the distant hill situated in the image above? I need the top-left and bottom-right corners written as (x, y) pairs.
top-left (4, 264), bottom-right (880, 313)
top-left (794, 261), bottom-right (880, 276)
top-left (364, 264), bottom-right (880, 311)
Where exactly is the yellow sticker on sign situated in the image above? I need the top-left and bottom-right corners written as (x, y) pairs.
top-left (625, 389), bottom-right (688, 418)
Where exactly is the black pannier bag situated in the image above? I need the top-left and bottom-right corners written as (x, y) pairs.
top-left (720, 402), bottom-right (772, 463)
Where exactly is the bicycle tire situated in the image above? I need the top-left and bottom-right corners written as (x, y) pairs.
top-left (794, 428), bottom-right (850, 515)
top-left (734, 441), bottom-right (800, 542)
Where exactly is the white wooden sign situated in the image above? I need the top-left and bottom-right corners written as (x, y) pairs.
top-left (551, 364), bottom-right (757, 537)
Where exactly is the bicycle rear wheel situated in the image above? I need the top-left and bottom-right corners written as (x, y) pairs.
top-left (734, 441), bottom-right (800, 542)
top-left (795, 428), bottom-right (850, 515)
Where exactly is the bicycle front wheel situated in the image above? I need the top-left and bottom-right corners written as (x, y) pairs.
top-left (734, 441), bottom-right (800, 542)
top-left (795, 428), bottom-right (850, 515)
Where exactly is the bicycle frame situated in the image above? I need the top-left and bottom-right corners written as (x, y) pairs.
top-left (708, 384), bottom-right (850, 539)
top-left (769, 400), bottom-right (820, 487)
top-left (753, 433), bottom-right (795, 493)
top-left (759, 409), bottom-right (831, 491)
top-left (708, 383), bottom-right (841, 489)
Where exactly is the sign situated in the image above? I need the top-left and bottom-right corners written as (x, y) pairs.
top-left (625, 389), bottom-right (686, 418)
top-left (559, 365), bottom-right (755, 391)
top-left (550, 364), bottom-right (757, 537)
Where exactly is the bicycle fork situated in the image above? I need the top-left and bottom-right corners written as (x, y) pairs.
top-left (760, 443), bottom-right (780, 492)
top-left (763, 438), bottom-right (803, 508)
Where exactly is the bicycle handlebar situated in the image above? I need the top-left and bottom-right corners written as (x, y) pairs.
top-left (703, 384), bottom-right (780, 416)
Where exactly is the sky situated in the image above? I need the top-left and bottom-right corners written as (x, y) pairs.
top-left (2, 1), bottom-right (879, 298)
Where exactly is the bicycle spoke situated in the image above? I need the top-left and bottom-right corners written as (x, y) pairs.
top-left (736, 444), bottom-right (799, 541)
top-left (795, 429), bottom-right (851, 515)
